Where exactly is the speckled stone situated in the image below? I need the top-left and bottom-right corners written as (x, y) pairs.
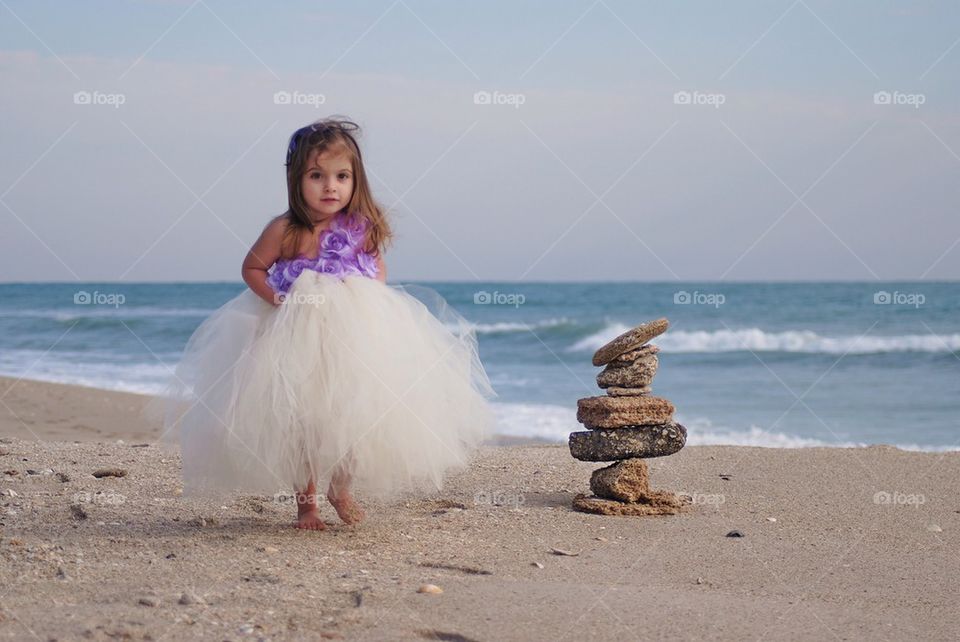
top-left (568, 422), bottom-right (687, 461)
top-left (576, 395), bottom-right (674, 429)
top-left (572, 492), bottom-right (691, 516)
top-left (596, 354), bottom-right (659, 389)
top-left (609, 344), bottom-right (660, 366)
top-left (592, 318), bottom-right (669, 366)
top-left (589, 458), bottom-right (649, 502)
top-left (605, 386), bottom-right (652, 397)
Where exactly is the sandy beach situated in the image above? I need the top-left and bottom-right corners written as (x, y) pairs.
top-left (1, 375), bottom-right (958, 641)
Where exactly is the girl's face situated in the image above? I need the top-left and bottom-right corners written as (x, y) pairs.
top-left (300, 148), bottom-right (354, 221)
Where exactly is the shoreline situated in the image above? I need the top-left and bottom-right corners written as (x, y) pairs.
top-left (1, 375), bottom-right (955, 452)
top-left (0, 375), bottom-right (559, 447)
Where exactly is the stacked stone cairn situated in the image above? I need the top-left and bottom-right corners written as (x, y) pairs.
top-left (569, 317), bottom-right (691, 516)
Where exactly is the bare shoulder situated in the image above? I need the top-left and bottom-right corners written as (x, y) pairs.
top-left (263, 214), bottom-right (290, 238)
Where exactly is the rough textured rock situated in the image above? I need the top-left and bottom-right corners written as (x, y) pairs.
top-left (571, 492), bottom-right (691, 516)
top-left (568, 423), bottom-right (687, 461)
top-left (596, 354), bottom-right (659, 389)
top-left (576, 395), bottom-right (674, 428)
top-left (609, 344), bottom-right (660, 366)
top-left (589, 458), bottom-right (649, 502)
top-left (605, 386), bottom-right (652, 397)
top-left (592, 318), bottom-right (669, 366)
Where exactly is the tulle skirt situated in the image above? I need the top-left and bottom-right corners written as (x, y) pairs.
top-left (144, 272), bottom-right (498, 500)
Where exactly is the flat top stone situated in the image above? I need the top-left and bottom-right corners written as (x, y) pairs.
top-left (592, 318), bottom-right (669, 366)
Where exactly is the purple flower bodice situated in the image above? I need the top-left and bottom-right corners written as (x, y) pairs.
top-left (266, 211), bottom-right (380, 295)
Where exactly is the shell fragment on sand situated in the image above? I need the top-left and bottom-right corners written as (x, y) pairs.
top-left (572, 492), bottom-right (691, 516)
top-left (596, 354), bottom-right (659, 389)
top-left (576, 395), bottom-right (674, 429)
top-left (592, 318), bottom-right (669, 366)
top-left (589, 458), bottom-right (649, 502)
top-left (568, 423), bottom-right (687, 461)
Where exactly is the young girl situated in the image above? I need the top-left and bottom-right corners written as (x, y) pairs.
top-left (147, 117), bottom-right (497, 530)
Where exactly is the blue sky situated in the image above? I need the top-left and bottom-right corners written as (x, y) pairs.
top-left (1, 0), bottom-right (959, 281)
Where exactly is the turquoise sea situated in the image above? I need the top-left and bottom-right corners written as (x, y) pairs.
top-left (0, 281), bottom-right (957, 450)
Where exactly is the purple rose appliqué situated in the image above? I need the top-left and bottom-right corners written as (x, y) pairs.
top-left (356, 251), bottom-right (379, 276)
top-left (339, 212), bottom-right (369, 245)
top-left (315, 256), bottom-right (346, 278)
top-left (283, 258), bottom-right (311, 280)
top-left (319, 229), bottom-right (355, 259)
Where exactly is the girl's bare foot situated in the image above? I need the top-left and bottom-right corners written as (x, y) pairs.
top-left (326, 489), bottom-right (365, 525)
top-left (295, 508), bottom-right (326, 530)
top-left (327, 467), bottom-right (364, 525)
top-left (294, 479), bottom-right (326, 530)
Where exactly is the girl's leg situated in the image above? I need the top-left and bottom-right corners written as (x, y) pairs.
top-left (326, 466), bottom-right (365, 525)
top-left (293, 476), bottom-right (325, 530)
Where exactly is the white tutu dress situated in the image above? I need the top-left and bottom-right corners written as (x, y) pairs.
top-left (145, 211), bottom-right (497, 499)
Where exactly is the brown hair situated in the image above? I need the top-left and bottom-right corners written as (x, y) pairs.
top-left (278, 116), bottom-right (393, 259)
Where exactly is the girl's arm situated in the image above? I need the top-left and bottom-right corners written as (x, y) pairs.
top-left (242, 217), bottom-right (286, 306)
top-left (375, 253), bottom-right (387, 284)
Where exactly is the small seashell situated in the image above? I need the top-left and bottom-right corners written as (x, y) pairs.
top-left (531, 562), bottom-right (544, 569)
top-left (766, 517), bottom-right (777, 523)
top-left (550, 547), bottom-right (581, 556)
top-left (417, 584), bottom-right (443, 594)
top-left (725, 530), bottom-right (744, 538)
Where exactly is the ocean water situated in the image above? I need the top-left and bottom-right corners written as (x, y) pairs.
top-left (0, 282), bottom-right (957, 451)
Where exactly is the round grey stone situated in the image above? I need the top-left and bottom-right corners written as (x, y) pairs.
top-left (568, 422), bottom-right (687, 461)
